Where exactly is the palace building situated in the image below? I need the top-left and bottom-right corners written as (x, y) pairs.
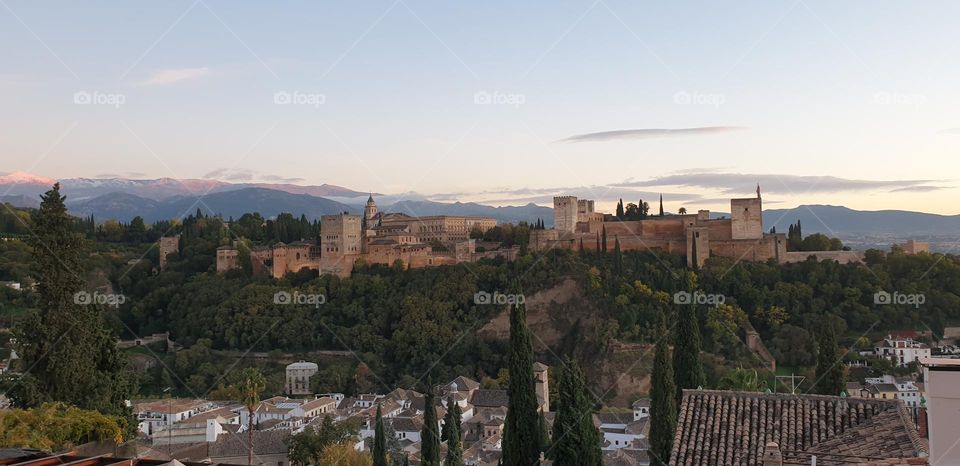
top-left (215, 195), bottom-right (512, 278)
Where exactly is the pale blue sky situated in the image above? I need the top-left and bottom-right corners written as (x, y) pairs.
top-left (2, 1), bottom-right (959, 213)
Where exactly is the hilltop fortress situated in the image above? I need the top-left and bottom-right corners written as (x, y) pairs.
top-left (208, 190), bottom-right (871, 278)
top-left (530, 189), bottom-right (865, 267)
top-left (216, 196), bottom-right (516, 277)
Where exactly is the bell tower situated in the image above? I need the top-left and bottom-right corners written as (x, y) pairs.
top-left (364, 194), bottom-right (378, 224)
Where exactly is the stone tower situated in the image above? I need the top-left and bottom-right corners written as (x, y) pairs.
top-left (533, 362), bottom-right (549, 412)
top-left (553, 196), bottom-right (578, 234)
top-left (158, 235), bottom-right (180, 270)
top-left (320, 213), bottom-right (362, 276)
top-left (730, 197), bottom-right (763, 240)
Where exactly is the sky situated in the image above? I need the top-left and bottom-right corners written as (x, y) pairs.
top-left (2, 0), bottom-right (959, 214)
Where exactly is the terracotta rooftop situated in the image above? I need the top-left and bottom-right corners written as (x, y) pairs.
top-left (470, 389), bottom-right (509, 408)
top-left (669, 390), bottom-right (926, 466)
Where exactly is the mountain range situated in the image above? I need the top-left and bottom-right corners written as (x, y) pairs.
top-left (2, 172), bottom-right (959, 248)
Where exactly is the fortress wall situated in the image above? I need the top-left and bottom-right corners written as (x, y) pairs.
top-left (706, 219), bottom-right (734, 241)
top-left (782, 250), bottom-right (865, 264)
top-left (708, 235), bottom-right (780, 262)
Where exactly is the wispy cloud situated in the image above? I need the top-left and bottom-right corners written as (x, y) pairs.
top-left (559, 126), bottom-right (745, 143)
top-left (613, 172), bottom-right (941, 195)
top-left (889, 185), bottom-right (951, 193)
top-left (202, 168), bottom-right (304, 184)
top-left (140, 67), bottom-right (210, 86)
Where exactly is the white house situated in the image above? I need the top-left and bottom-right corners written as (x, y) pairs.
top-left (134, 399), bottom-right (216, 435)
top-left (632, 399), bottom-right (650, 421)
top-left (594, 412), bottom-right (647, 451)
top-left (874, 335), bottom-right (931, 367)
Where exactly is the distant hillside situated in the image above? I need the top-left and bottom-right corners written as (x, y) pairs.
top-left (67, 188), bottom-right (354, 222)
top-left (763, 205), bottom-right (960, 237)
top-left (0, 194), bottom-right (39, 209)
top-left (386, 200), bottom-right (553, 226)
top-left (0, 171), bottom-right (370, 201)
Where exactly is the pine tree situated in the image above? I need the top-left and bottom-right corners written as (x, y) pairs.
top-left (616, 199), bottom-right (625, 219)
top-left (551, 360), bottom-right (602, 466)
top-left (373, 404), bottom-right (388, 466)
top-left (673, 304), bottom-right (705, 404)
top-left (11, 183), bottom-right (132, 417)
top-left (503, 293), bottom-right (541, 466)
top-left (444, 395), bottom-right (464, 466)
top-left (815, 321), bottom-right (846, 396)
top-left (650, 323), bottom-right (677, 466)
top-left (421, 380), bottom-right (441, 466)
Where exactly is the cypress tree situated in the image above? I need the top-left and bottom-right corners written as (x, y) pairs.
top-left (659, 194), bottom-right (664, 216)
top-left (595, 233), bottom-right (601, 252)
top-left (601, 226), bottom-right (607, 254)
top-left (373, 404), bottom-right (388, 466)
top-left (673, 304), bottom-right (705, 404)
top-left (11, 183), bottom-right (132, 416)
top-left (616, 199), bottom-right (624, 219)
top-left (538, 411), bottom-right (551, 455)
top-left (503, 294), bottom-right (541, 466)
top-left (444, 395), bottom-right (464, 466)
top-left (815, 321), bottom-right (846, 395)
top-left (421, 380), bottom-right (441, 466)
top-left (551, 360), bottom-right (602, 466)
top-left (613, 237), bottom-right (622, 273)
top-left (650, 323), bottom-right (677, 466)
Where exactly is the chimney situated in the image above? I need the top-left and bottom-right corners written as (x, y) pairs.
top-left (762, 442), bottom-right (783, 466)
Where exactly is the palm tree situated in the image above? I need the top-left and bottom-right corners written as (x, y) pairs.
top-left (239, 368), bottom-right (266, 466)
top-left (678, 207), bottom-right (687, 215)
top-left (718, 365), bottom-right (768, 392)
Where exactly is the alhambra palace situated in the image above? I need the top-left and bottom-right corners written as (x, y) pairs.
top-left (192, 189), bottom-right (885, 279)
top-left (212, 196), bottom-right (518, 277)
top-left (531, 189), bottom-right (867, 267)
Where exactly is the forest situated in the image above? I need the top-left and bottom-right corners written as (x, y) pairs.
top-left (2, 202), bottom-right (958, 400)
